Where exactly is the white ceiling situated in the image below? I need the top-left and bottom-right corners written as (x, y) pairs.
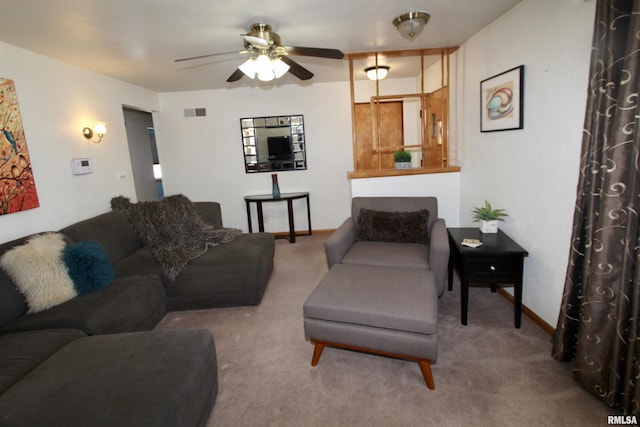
top-left (0, 0), bottom-right (522, 92)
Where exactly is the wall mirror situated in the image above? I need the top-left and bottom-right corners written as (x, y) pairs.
top-left (240, 115), bottom-right (306, 173)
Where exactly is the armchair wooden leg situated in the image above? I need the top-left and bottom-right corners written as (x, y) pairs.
top-left (418, 360), bottom-right (435, 390)
top-left (311, 341), bottom-right (325, 366)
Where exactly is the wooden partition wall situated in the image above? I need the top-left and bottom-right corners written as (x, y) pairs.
top-left (348, 48), bottom-right (459, 179)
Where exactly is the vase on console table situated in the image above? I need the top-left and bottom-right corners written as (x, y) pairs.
top-left (271, 174), bottom-right (281, 199)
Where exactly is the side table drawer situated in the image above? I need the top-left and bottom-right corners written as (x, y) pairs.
top-left (467, 256), bottom-right (518, 281)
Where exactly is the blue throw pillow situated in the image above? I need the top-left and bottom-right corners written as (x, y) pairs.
top-left (63, 241), bottom-right (116, 296)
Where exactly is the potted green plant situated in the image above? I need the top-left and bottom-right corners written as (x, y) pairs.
top-left (394, 150), bottom-right (412, 170)
top-left (472, 200), bottom-right (508, 233)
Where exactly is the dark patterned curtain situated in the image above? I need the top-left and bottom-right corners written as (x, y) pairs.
top-left (552, 0), bottom-right (640, 415)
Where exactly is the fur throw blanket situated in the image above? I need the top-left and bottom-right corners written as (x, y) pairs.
top-left (111, 195), bottom-right (242, 281)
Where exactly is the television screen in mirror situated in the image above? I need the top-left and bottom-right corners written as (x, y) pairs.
top-left (240, 115), bottom-right (306, 173)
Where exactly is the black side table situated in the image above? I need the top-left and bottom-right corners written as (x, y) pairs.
top-left (244, 192), bottom-right (312, 243)
top-left (447, 228), bottom-right (529, 328)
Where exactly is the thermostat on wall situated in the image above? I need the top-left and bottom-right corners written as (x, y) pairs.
top-left (70, 158), bottom-right (93, 175)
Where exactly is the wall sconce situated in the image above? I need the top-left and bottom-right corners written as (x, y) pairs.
top-left (82, 122), bottom-right (107, 143)
top-left (364, 65), bottom-right (390, 81)
top-left (393, 11), bottom-right (431, 41)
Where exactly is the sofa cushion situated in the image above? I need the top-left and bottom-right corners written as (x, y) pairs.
top-left (357, 208), bottom-right (429, 244)
top-left (63, 240), bottom-right (116, 295)
top-left (342, 241), bottom-right (430, 270)
top-left (115, 233), bottom-right (275, 310)
top-left (0, 274), bottom-right (166, 335)
top-left (0, 328), bottom-right (86, 395)
top-left (111, 195), bottom-right (242, 281)
top-left (0, 329), bottom-right (218, 427)
top-left (60, 210), bottom-right (143, 264)
top-left (0, 233), bottom-right (77, 313)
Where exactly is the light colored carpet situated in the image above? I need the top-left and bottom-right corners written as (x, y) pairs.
top-left (155, 234), bottom-right (615, 427)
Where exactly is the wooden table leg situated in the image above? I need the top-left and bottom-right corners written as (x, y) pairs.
top-left (256, 201), bottom-right (265, 232)
top-left (287, 199), bottom-right (295, 243)
top-left (461, 276), bottom-right (469, 326)
top-left (245, 200), bottom-right (253, 233)
top-left (514, 280), bottom-right (522, 328)
top-left (306, 194), bottom-right (312, 236)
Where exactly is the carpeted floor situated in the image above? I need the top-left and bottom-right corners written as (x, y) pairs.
top-left (155, 233), bottom-right (616, 427)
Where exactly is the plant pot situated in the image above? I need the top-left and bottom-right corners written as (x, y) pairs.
top-left (479, 220), bottom-right (498, 233)
top-left (395, 162), bottom-right (412, 170)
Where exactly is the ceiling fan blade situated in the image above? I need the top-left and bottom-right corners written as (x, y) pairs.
top-left (284, 46), bottom-right (344, 59)
top-left (279, 56), bottom-right (314, 80)
top-left (226, 68), bottom-right (245, 82)
top-left (175, 51), bottom-right (239, 62)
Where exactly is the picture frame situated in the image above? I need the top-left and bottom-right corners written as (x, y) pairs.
top-left (480, 65), bottom-right (524, 132)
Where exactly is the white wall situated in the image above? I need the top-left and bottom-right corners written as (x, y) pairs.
top-left (0, 42), bottom-right (159, 243)
top-left (455, 0), bottom-right (596, 325)
top-left (154, 82), bottom-right (354, 232)
top-left (350, 173), bottom-right (461, 227)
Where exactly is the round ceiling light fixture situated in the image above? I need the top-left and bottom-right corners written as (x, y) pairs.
top-left (364, 65), bottom-right (390, 81)
top-left (393, 11), bottom-right (431, 41)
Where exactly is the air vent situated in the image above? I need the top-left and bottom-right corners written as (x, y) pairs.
top-left (184, 108), bottom-right (207, 117)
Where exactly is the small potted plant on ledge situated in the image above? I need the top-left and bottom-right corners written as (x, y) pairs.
top-left (472, 200), bottom-right (508, 233)
top-left (394, 150), bottom-right (412, 170)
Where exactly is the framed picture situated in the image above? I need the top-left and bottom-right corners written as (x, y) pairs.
top-left (480, 65), bottom-right (524, 132)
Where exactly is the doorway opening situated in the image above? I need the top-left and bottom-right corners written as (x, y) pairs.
top-left (122, 107), bottom-right (164, 201)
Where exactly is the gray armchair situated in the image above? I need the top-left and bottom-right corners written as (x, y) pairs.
top-left (324, 197), bottom-right (449, 295)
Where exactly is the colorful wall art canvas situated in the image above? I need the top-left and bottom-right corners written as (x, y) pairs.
top-left (0, 77), bottom-right (39, 214)
top-left (480, 66), bottom-right (524, 132)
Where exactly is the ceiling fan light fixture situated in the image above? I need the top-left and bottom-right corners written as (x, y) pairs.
top-left (393, 11), bottom-right (430, 41)
top-left (272, 58), bottom-right (290, 79)
top-left (239, 57), bottom-right (258, 79)
top-left (255, 55), bottom-right (275, 81)
top-left (241, 55), bottom-right (290, 82)
top-left (364, 65), bottom-right (390, 81)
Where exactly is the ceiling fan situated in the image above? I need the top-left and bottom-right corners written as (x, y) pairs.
top-left (174, 23), bottom-right (344, 83)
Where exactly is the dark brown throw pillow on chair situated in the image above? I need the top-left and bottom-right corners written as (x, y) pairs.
top-left (357, 208), bottom-right (430, 244)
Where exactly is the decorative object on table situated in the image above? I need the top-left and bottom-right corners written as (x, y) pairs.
top-left (480, 65), bottom-right (524, 132)
top-left (0, 77), bottom-right (40, 215)
top-left (472, 200), bottom-right (508, 233)
top-left (393, 150), bottom-right (412, 170)
top-left (461, 238), bottom-right (482, 248)
top-left (271, 173), bottom-right (281, 198)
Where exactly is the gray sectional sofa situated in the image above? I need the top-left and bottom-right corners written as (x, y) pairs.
top-left (0, 200), bottom-right (275, 426)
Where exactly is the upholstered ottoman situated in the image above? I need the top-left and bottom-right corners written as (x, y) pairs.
top-left (303, 264), bottom-right (438, 389)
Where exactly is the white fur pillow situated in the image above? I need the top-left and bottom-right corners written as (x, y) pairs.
top-left (0, 233), bottom-right (77, 313)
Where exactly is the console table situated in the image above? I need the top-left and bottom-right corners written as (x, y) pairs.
top-left (244, 192), bottom-right (312, 244)
top-left (447, 228), bottom-right (529, 328)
